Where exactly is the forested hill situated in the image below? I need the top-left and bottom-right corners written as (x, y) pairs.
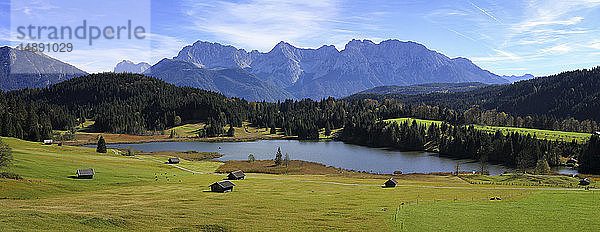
top-left (347, 82), bottom-right (488, 96)
top-left (7, 73), bottom-right (252, 134)
top-left (346, 67), bottom-right (600, 122)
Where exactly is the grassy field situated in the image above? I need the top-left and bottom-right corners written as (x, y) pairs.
top-left (63, 122), bottom-right (290, 146)
top-left (459, 173), bottom-right (591, 188)
top-left (385, 118), bottom-right (592, 143)
top-left (0, 137), bottom-right (598, 231)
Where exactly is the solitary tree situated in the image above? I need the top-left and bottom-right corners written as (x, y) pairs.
top-left (274, 147), bottom-right (283, 166)
top-left (284, 153), bottom-right (290, 166)
top-left (96, 136), bottom-right (107, 153)
top-left (248, 154), bottom-right (256, 162)
top-left (0, 138), bottom-right (12, 169)
top-left (227, 124), bottom-right (235, 137)
top-left (126, 148), bottom-right (135, 156)
top-left (534, 158), bottom-right (551, 174)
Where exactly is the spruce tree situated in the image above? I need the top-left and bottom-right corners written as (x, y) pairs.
top-left (227, 124), bottom-right (235, 137)
top-left (96, 136), bottom-right (107, 153)
top-left (274, 147), bottom-right (282, 166)
top-left (325, 122), bottom-right (332, 136)
top-left (580, 135), bottom-right (600, 174)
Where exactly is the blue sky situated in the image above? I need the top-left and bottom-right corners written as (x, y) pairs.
top-left (2, 0), bottom-right (600, 76)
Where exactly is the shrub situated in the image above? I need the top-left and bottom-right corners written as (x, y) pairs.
top-left (0, 172), bottom-right (22, 180)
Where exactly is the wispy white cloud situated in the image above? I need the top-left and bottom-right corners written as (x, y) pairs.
top-left (514, 16), bottom-right (583, 32)
top-left (471, 49), bottom-right (522, 62)
top-left (539, 43), bottom-right (571, 54)
top-left (469, 1), bottom-right (502, 24)
top-left (182, 0), bottom-right (368, 51)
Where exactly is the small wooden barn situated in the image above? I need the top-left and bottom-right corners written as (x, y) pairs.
top-left (76, 169), bottom-right (95, 179)
top-left (210, 180), bottom-right (235, 193)
top-left (43, 139), bottom-right (53, 145)
top-left (228, 170), bottom-right (245, 180)
top-left (384, 178), bottom-right (398, 188)
top-left (168, 157), bottom-right (180, 164)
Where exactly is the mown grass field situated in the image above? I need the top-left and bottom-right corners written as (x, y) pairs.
top-left (385, 118), bottom-right (592, 143)
top-left (0, 137), bottom-right (598, 231)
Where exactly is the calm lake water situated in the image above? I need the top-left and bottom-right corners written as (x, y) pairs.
top-left (97, 140), bottom-right (567, 175)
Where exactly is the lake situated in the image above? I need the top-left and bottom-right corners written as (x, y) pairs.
top-left (100, 140), bottom-right (552, 175)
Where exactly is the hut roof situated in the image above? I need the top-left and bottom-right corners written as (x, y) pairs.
top-left (229, 170), bottom-right (245, 178)
top-left (77, 169), bottom-right (95, 176)
top-left (168, 157), bottom-right (180, 162)
top-left (387, 178), bottom-right (398, 184)
top-left (212, 180), bottom-right (235, 188)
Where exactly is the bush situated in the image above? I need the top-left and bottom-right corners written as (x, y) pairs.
top-left (0, 172), bottom-right (22, 180)
top-left (0, 138), bottom-right (12, 168)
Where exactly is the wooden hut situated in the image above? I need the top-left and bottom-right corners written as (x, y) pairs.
top-left (228, 170), bottom-right (245, 180)
top-left (566, 158), bottom-right (577, 167)
top-left (168, 157), bottom-right (180, 164)
top-left (76, 169), bottom-right (95, 179)
top-left (384, 178), bottom-right (398, 188)
top-left (43, 139), bottom-right (53, 145)
top-left (210, 181), bottom-right (235, 193)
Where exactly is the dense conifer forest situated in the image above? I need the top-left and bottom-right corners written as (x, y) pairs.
top-left (346, 67), bottom-right (600, 130)
top-left (0, 70), bottom-right (599, 173)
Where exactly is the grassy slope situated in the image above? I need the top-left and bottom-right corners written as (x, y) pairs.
top-left (397, 191), bottom-right (600, 232)
top-left (384, 118), bottom-right (592, 143)
top-left (66, 122), bottom-right (289, 146)
top-left (0, 137), bottom-right (598, 231)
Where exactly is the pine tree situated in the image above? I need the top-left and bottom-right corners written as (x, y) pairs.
top-left (325, 122), bottom-right (332, 136)
top-left (96, 136), bottom-right (107, 153)
top-left (580, 135), bottom-right (600, 174)
top-left (274, 147), bottom-right (282, 166)
top-left (227, 124), bottom-right (235, 137)
top-left (248, 154), bottom-right (255, 162)
top-left (270, 127), bottom-right (276, 134)
top-left (169, 130), bottom-right (176, 138)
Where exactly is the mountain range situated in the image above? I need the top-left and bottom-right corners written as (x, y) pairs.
top-left (0, 46), bottom-right (87, 91)
top-left (3, 40), bottom-right (522, 101)
top-left (501, 74), bottom-right (535, 83)
top-left (143, 59), bottom-right (294, 102)
top-left (114, 60), bottom-right (150, 74)
top-left (170, 39), bottom-right (510, 99)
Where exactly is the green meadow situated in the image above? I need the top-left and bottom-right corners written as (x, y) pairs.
top-left (0, 137), bottom-right (598, 231)
top-left (385, 118), bottom-right (592, 143)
